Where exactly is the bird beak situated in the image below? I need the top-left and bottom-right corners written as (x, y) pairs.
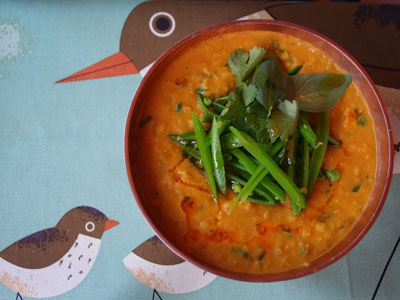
top-left (104, 219), bottom-right (119, 231)
top-left (55, 52), bottom-right (139, 83)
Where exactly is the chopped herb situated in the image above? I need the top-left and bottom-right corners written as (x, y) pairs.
top-left (288, 65), bottom-right (303, 76)
top-left (183, 196), bottom-right (191, 203)
top-left (231, 247), bottom-right (248, 258)
top-left (299, 244), bottom-right (309, 256)
top-left (228, 46), bottom-right (266, 84)
top-left (357, 116), bottom-right (367, 126)
top-left (176, 103), bottom-right (183, 112)
top-left (337, 225), bottom-right (345, 232)
top-left (258, 251), bottom-right (266, 261)
top-left (196, 87), bottom-right (207, 94)
top-left (352, 184), bottom-right (360, 193)
top-left (354, 108), bottom-right (360, 118)
top-left (139, 115), bottom-right (152, 127)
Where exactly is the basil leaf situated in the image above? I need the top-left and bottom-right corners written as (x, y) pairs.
top-left (293, 73), bottom-right (352, 112)
top-left (253, 53), bottom-right (295, 116)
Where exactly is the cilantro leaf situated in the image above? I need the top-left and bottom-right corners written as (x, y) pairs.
top-left (292, 73), bottom-right (352, 112)
top-left (252, 53), bottom-right (295, 116)
top-left (228, 46), bottom-right (266, 85)
top-left (266, 100), bottom-right (299, 142)
top-left (240, 82), bottom-right (257, 106)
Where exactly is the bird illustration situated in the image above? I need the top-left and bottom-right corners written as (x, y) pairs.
top-left (123, 236), bottom-right (216, 294)
top-left (56, 1), bottom-right (399, 88)
top-left (0, 206), bottom-right (119, 299)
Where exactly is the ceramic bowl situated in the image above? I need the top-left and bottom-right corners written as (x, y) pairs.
top-left (125, 20), bottom-right (393, 282)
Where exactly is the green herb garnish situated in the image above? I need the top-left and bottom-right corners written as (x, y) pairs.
top-left (168, 44), bottom-right (352, 215)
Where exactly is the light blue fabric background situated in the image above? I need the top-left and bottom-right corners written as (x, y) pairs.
top-left (0, 1), bottom-right (399, 299)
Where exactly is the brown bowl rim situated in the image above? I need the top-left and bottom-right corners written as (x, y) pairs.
top-left (124, 19), bottom-right (394, 282)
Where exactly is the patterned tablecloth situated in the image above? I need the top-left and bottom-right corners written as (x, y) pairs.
top-left (1, 1), bottom-right (399, 299)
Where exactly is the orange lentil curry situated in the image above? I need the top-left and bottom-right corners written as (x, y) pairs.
top-left (133, 31), bottom-right (376, 274)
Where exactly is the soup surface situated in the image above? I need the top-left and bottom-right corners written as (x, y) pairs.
top-left (132, 30), bottom-right (376, 274)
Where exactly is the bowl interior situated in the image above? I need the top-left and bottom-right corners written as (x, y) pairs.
top-left (125, 20), bottom-right (393, 281)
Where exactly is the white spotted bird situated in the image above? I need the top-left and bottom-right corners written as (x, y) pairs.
top-left (0, 206), bottom-right (118, 298)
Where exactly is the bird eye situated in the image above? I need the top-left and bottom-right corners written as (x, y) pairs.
top-left (149, 12), bottom-right (175, 38)
top-left (85, 222), bottom-right (95, 232)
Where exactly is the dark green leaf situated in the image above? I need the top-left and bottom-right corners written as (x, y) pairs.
top-left (253, 53), bottom-right (295, 115)
top-left (292, 73), bottom-right (352, 112)
top-left (176, 103), bottom-right (183, 112)
top-left (221, 88), bottom-right (271, 144)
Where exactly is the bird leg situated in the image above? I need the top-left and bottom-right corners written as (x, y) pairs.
top-left (16, 292), bottom-right (23, 300)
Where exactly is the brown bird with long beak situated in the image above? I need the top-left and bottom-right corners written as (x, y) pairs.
top-left (0, 206), bottom-right (118, 299)
top-left (57, 1), bottom-right (399, 87)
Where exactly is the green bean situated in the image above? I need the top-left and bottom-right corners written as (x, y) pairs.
top-left (298, 112), bottom-right (317, 148)
top-left (197, 93), bottom-right (216, 122)
top-left (221, 133), bottom-right (242, 149)
top-left (182, 145), bottom-right (201, 161)
top-left (230, 127), bottom-right (306, 209)
top-left (245, 196), bottom-right (277, 205)
top-left (308, 111), bottom-right (330, 197)
top-left (226, 173), bottom-right (276, 203)
top-left (287, 133), bottom-right (298, 180)
top-left (328, 135), bottom-right (341, 147)
top-left (192, 114), bottom-right (218, 201)
top-left (215, 96), bottom-right (229, 103)
top-left (210, 117), bottom-right (226, 195)
top-left (211, 102), bottom-right (225, 113)
top-left (231, 148), bottom-right (285, 201)
top-left (202, 96), bottom-right (213, 106)
top-left (299, 136), bottom-right (309, 191)
top-left (288, 65), bottom-right (303, 76)
top-left (228, 165), bottom-right (267, 214)
top-left (325, 169), bottom-right (340, 181)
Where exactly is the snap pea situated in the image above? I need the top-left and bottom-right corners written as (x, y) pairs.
top-left (215, 95), bottom-right (229, 103)
top-left (192, 114), bottom-right (218, 201)
top-left (228, 165), bottom-right (267, 214)
top-left (230, 127), bottom-right (306, 210)
top-left (245, 196), bottom-right (277, 205)
top-left (299, 136), bottom-right (310, 191)
top-left (288, 65), bottom-right (303, 76)
top-left (298, 112), bottom-right (317, 148)
top-left (210, 117), bottom-right (226, 195)
top-left (328, 135), bottom-right (341, 147)
top-left (197, 93), bottom-right (216, 122)
top-left (231, 148), bottom-right (285, 201)
top-left (308, 111), bottom-right (330, 197)
top-left (221, 132), bottom-right (242, 149)
top-left (287, 132), bottom-right (299, 180)
top-left (211, 102), bottom-right (226, 113)
top-left (226, 173), bottom-right (276, 203)
top-left (182, 145), bottom-right (201, 161)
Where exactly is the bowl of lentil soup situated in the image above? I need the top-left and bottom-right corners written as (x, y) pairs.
top-left (125, 20), bottom-right (393, 281)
